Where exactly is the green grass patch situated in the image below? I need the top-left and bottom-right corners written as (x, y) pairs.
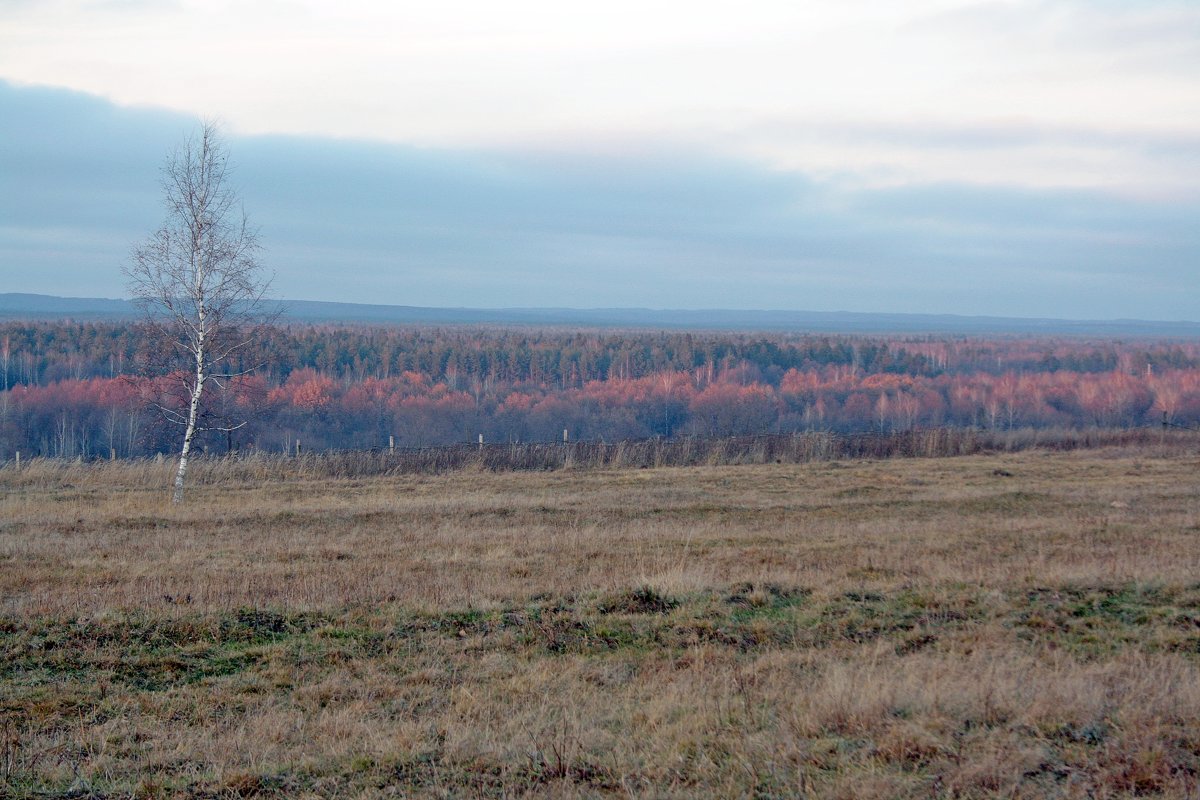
top-left (1013, 583), bottom-right (1200, 657)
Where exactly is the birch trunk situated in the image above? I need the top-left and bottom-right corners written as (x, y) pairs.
top-left (172, 360), bottom-right (204, 503)
top-left (173, 227), bottom-right (206, 504)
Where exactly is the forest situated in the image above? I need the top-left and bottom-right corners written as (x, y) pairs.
top-left (1, 320), bottom-right (1199, 459)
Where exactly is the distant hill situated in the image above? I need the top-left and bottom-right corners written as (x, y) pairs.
top-left (0, 293), bottom-right (136, 320)
top-left (2, 292), bottom-right (1199, 336)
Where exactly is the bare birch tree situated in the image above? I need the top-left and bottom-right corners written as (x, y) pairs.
top-left (125, 122), bottom-right (272, 503)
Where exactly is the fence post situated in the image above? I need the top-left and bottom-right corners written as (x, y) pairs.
top-left (295, 439), bottom-right (302, 457)
top-left (563, 428), bottom-right (569, 443)
top-left (478, 434), bottom-right (484, 451)
top-left (14, 451), bottom-right (19, 471)
top-left (389, 435), bottom-right (395, 454)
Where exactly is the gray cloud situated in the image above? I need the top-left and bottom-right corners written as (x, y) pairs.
top-left (748, 116), bottom-right (1200, 156)
top-left (2, 80), bottom-right (1197, 320)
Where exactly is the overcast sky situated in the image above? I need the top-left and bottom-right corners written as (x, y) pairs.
top-left (2, 0), bottom-right (1198, 319)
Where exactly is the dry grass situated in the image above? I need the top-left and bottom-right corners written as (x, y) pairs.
top-left (2, 446), bottom-right (1200, 797)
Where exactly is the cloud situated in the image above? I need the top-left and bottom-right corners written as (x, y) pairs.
top-left (3, 1), bottom-right (1199, 196)
top-left (2, 80), bottom-right (1198, 321)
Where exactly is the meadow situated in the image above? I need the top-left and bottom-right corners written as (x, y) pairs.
top-left (3, 440), bottom-right (1200, 798)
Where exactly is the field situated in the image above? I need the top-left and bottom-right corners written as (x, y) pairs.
top-left (3, 445), bottom-right (1200, 798)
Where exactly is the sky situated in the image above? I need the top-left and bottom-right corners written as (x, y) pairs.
top-left (1, 0), bottom-right (1198, 319)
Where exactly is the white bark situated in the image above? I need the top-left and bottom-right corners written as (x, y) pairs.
top-left (173, 331), bottom-right (205, 503)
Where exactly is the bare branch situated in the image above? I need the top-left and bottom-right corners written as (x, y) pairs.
top-left (196, 421), bottom-right (248, 433)
top-left (125, 121), bottom-right (272, 503)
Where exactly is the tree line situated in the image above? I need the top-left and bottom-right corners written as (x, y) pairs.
top-left (1, 322), bottom-right (1198, 459)
top-left (5, 321), bottom-right (1198, 388)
